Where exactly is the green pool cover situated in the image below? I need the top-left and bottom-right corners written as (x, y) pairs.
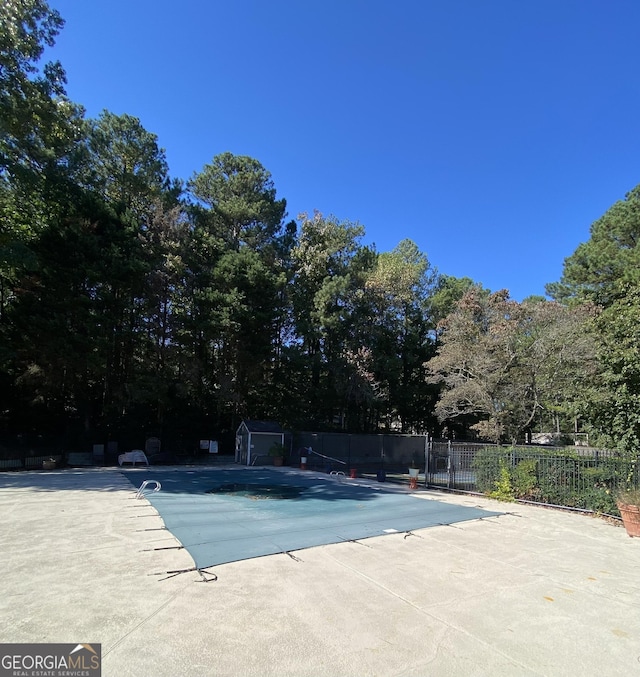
top-left (124, 468), bottom-right (501, 569)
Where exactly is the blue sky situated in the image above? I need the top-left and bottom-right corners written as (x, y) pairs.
top-left (48, 0), bottom-right (640, 300)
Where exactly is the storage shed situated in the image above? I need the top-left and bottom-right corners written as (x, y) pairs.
top-left (235, 420), bottom-right (284, 465)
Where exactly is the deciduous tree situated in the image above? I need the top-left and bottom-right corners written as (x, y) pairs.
top-left (428, 290), bottom-right (598, 443)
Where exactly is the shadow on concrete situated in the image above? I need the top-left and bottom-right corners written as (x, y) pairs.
top-left (0, 466), bottom-right (394, 502)
top-left (0, 468), bottom-right (136, 493)
top-left (120, 467), bottom-right (385, 502)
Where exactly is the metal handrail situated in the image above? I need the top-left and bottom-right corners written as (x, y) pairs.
top-left (135, 479), bottom-right (162, 499)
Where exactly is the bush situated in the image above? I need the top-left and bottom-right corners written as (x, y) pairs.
top-left (472, 446), bottom-right (629, 514)
top-left (268, 442), bottom-right (285, 457)
top-left (473, 447), bottom-right (511, 494)
top-left (512, 459), bottom-right (538, 499)
top-left (488, 459), bottom-right (515, 502)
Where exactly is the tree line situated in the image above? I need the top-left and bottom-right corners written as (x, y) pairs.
top-left (1, 2), bottom-right (638, 456)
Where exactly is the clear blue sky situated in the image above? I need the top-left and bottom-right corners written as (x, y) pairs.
top-left (48, 0), bottom-right (640, 301)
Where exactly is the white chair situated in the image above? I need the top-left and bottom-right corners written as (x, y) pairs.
top-left (118, 450), bottom-right (149, 466)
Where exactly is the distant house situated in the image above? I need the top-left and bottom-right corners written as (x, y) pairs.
top-left (235, 420), bottom-right (284, 465)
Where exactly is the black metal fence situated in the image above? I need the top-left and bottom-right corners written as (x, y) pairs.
top-left (427, 440), bottom-right (639, 516)
top-left (0, 433), bottom-right (66, 470)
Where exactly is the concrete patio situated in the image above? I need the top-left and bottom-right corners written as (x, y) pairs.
top-left (0, 466), bottom-right (638, 676)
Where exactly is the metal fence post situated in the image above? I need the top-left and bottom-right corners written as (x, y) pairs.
top-left (424, 434), bottom-right (429, 487)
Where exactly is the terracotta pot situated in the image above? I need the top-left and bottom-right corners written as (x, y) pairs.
top-left (617, 502), bottom-right (640, 538)
top-left (272, 456), bottom-right (283, 467)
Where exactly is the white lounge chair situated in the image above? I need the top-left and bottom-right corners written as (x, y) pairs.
top-left (118, 450), bottom-right (149, 466)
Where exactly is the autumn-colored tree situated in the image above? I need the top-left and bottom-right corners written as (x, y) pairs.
top-left (428, 290), bottom-right (598, 443)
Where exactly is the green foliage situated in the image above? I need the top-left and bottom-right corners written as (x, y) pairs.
top-left (545, 183), bottom-right (640, 454)
top-left (488, 459), bottom-right (515, 502)
top-left (268, 442), bottom-right (285, 457)
top-left (585, 283), bottom-right (640, 455)
top-left (428, 290), bottom-right (598, 444)
top-left (5, 1), bottom-right (640, 459)
top-left (472, 447), bottom-right (628, 515)
top-left (472, 447), bottom-right (508, 493)
top-left (511, 459), bottom-right (538, 498)
top-left (189, 152), bottom-right (286, 251)
top-left (1, 0), bottom-right (84, 322)
top-left (363, 239), bottom-right (439, 432)
top-left (176, 153), bottom-right (291, 428)
top-left (287, 211), bottom-right (375, 429)
top-left (0, 0), bottom-right (71, 176)
top-left (547, 184), bottom-right (640, 307)
top-left (542, 179), bottom-right (640, 455)
top-left (76, 110), bottom-right (172, 217)
top-left (429, 274), bottom-right (482, 327)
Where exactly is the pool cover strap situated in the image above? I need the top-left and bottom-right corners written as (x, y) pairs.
top-left (125, 469), bottom-right (502, 571)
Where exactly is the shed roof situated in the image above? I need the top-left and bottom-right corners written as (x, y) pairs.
top-left (237, 420), bottom-right (283, 434)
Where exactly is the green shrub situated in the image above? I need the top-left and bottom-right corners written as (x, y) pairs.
top-left (471, 445), bottom-right (629, 514)
top-left (488, 459), bottom-right (515, 502)
top-left (268, 442), bottom-right (285, 457)
top-left (512, 459), bottom-right (538, 499)
top-left (473, 447), bottom-right (511, 493)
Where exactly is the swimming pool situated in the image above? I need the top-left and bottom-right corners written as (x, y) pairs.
top-left (124, 467), bottom-right (501, 569)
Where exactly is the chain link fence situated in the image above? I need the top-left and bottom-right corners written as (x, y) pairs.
top-left (286, 432), bottom-right (428, 474)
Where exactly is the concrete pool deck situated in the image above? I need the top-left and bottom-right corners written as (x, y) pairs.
top-left (0, 466), bottom-right (639, 676)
